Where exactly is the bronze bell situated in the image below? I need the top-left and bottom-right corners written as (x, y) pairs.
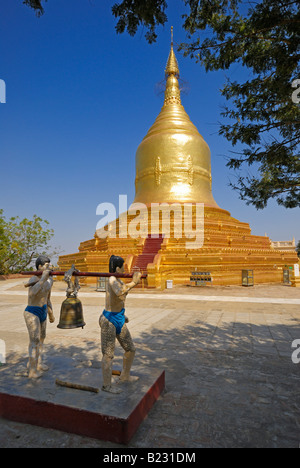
top-left (57, 296), bottom-right (86, 329)
top-left (57, 264), bottom-right (86, 329)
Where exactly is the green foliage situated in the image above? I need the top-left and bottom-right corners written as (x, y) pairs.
top-left (112, 0), bottom-right (168, 43)
top-left (0, 210), bottom-right (9, 274)
top-left (0, 210), bottom-right (57, 275)
top-left (22, 0), bottom-right (300, 209)
top-left (22, 0), bottom-right (47, 16)
top-left (182, 0), bottom-right (300, 209)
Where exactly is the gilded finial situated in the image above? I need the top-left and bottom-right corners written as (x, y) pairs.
top-left (164, 26), bottom-right (181, 105)
top-left (165, 26), bottom-right (179, 79)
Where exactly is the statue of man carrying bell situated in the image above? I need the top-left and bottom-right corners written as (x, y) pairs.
top-left (99, 255), bottom-right (141, 393)
top-left (23, 255), bottom-right (55, 379)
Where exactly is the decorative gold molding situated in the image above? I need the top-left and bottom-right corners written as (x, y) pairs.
top-left (155, 156), bottom-right (161, 185)
top-left (137, 159), bottom-right (210, 185)
top-left (187, 156), bottom-right (193, 185)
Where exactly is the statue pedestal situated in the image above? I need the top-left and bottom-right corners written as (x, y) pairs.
top-left (0, 356), bottom-right (165, 444)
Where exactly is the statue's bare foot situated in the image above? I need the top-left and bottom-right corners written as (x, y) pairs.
top-left (28, 369), bottom-right (43, 379)
top-left (15, 365), bottom-right (29, 377)
top-left (48, 312), bottom-right (55, 323)
top-left (27, 360), bottom-right (48, 371)
top-left (101, 385), bottom-right (122, 394)
top-left (38, 363), bottom-right (49, 372)
top-left (118, 375), bottom-right (139, 383)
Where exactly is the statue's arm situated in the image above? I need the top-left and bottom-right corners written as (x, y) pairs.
top-left (47, 289), bottom-right (55, 323)
top-left (109, 274), bottom-right (141, 299)
top-left (109, 277), bottom-right (127, 300)
top-left (30, 270), bottom-right (51, 295)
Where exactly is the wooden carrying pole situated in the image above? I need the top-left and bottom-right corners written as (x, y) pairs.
top-left (55, 379), bottom-right (99, 393)
top-left (21, 271), bottom-right (147, 279)
top-left (55, 370), bottom-right (121, 393)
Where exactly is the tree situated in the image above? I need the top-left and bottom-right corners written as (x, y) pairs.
top-left (111, 0), bottom-right (168, 43)
top-left (22, 0), bottom-right (300, 209)
top-left (0, 210), bottom-right (9, 274)
top-left (22, 0), bottom-right (46, 16)
top-left (0, 210), bottom-right (59, 275)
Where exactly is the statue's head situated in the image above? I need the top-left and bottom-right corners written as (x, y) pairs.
top-left (109, 255), bottom-right (124, 274)
top-left (36, 255), bottom-right (51, 271)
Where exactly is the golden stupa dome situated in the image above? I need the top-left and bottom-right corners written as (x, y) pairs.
top-left (134, 29), bottom-right (219, 208)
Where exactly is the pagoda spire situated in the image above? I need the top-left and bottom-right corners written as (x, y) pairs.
top-left (164, 26), bottom-right (181, 105)
top-left (165, 26), bottom-right (180, 78)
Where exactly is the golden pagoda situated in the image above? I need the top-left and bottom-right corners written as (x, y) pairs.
top-left (58, 31), bottom-right (298, 287)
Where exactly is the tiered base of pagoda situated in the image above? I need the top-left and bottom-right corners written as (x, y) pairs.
top-left (58, 206), bottom-right (298, 288)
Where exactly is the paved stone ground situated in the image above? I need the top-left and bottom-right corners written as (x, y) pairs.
top-left (0, 279), bottom-right (300, 448)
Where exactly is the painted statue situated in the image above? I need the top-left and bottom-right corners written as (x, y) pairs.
top-left (99, 255), bottom-right (141, 393)
top-left (24, 255), bottom-right (55, 379)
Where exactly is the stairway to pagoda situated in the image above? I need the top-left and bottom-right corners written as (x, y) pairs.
top-left (131, 235), bottom-right (164, 274)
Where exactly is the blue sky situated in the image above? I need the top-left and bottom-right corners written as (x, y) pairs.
top-left (1, 0), bottom-right (299, 261)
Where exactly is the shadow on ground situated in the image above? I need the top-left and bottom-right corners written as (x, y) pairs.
top-left (1, 317), bottom-right (300, 448)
